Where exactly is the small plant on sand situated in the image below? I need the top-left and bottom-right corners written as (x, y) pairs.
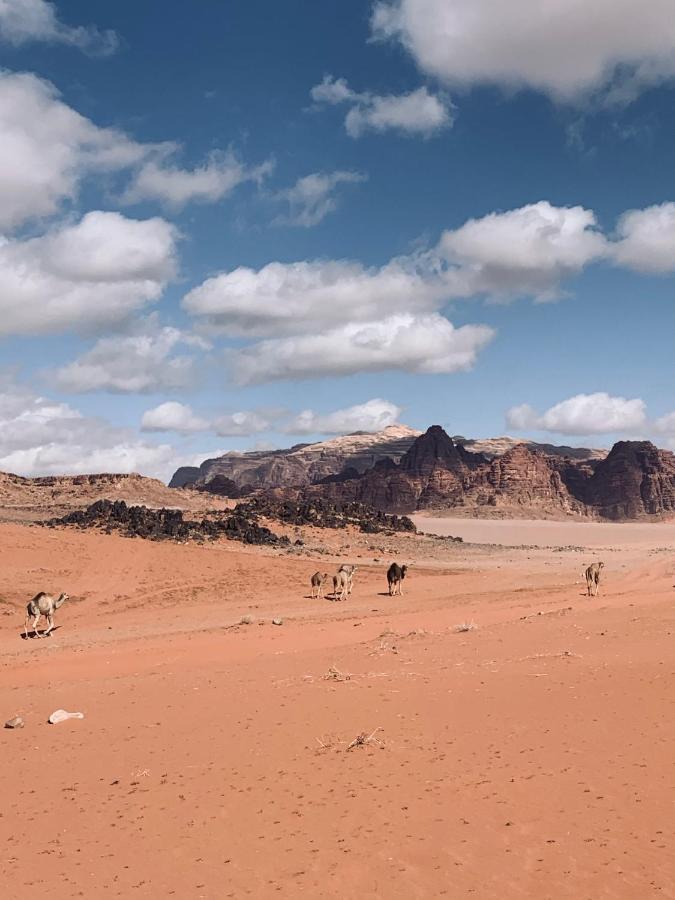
top-left (454, 621), bottom-right (477, 633)
top-left (322, 666), bottom-right (351, 682)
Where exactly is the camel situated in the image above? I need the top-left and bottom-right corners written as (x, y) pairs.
top-left (336, 564), bottom-right (357, 597)
top-left (387, 563), bottom-right (408, 596)
top-left (584, 562), bottom-right (604, 597)
top-left (24, 592), bottom-right (68, 638)
top-left (332, 570), bottom-right (351, 601)
top-left (310, 572), bottom-right (329, 599)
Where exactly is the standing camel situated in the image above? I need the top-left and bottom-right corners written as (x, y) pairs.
top-left (584, 562), bottom-right (604, 597)
top-left (310, 572), bottom-right (329, 599)
top-left (387, 563), bottom-right (408, 596)
top-left (24, 592), bottom-right (69, 638)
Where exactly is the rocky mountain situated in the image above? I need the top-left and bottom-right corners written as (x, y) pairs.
top-left (304, 427), bottom-right (675, 521)
top-left (170, 425), bottom-right (421, 494)
top-left (583, 441), bottom-right (675, 520)
top-left (457, 435), bottom-right (607, 461)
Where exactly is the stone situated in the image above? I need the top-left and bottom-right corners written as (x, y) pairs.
top-left (4, 716), bottom-right (24, 729)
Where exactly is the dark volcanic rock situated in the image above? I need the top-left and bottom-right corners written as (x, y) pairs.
top-left (237, 496), bottom-right (416, 534)
top-left (46, 499), bottom-right (288, 546)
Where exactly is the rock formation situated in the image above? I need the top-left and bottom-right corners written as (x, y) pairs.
top-left (302, 427), bottom-right (675, 521)
top-left (169, 425), bottom-right (421, 492)
top-left (583, 441), bottom-right (675, 520)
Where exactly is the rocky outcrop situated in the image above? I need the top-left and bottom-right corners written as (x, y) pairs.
top-left (302, 427), bottom-right (675, 521)
top-left (46, 499), bottom-right (288, 546)
top-left (583, 441), bottom-right (675, 520)
top-left (0, 471), bottom-right (231, 523)
top-left (169, 425), bottom-right (421, 491)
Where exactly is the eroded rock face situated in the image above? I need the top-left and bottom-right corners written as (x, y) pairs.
top-left (301, 428), bottom-right (675, 520)
top-left (169, 425), bottom-right (422, 491)
top-left (584, 441), bottom-right (675, 520)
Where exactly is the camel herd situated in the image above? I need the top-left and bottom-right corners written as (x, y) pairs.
top-left (20, 560), bottom-right (606, 639)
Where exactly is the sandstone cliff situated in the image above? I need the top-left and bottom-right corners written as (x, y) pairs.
top-left (305, 428), bottom-right (675, 521)
top-left (170, 425), bottom-right (421, 494)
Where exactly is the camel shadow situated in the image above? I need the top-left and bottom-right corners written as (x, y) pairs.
top-left (21, 625), bottom-right (62, 640)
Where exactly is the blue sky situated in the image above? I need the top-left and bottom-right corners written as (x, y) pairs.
top-left (0, 0), bottom-right (674, 479)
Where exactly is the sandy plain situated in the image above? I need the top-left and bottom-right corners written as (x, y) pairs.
top-left (0, 517), bottom-right (674, 899)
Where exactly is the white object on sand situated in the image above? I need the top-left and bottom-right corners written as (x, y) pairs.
top-left (48, 709), bottom-right (84, 725)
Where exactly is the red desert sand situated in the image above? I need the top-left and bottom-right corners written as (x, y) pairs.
top-left (1, 518), bottom-right (674, 898)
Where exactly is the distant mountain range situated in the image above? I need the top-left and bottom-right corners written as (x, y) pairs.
top-left (170, 425), bottom-right (675, 521)
top-left (169, 425), bottom-right (606, 493)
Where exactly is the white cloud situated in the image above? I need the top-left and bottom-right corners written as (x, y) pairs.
top-left (506, 392), bottom-right (648, 435)
top-left (53, 319), bottom-right (206, 393)
top-left (439, 201), bottom-right (608, 300)
top-left (230, 313), bottom-right (495, 384)
top-left (0, 211), bottom-right (178, 336)
top-left (141, 401), bottom-right (209, 434)
top-left (183, 257), bottom-right (446, 337)
top-left (0, 0), bottom-right (117, 55)
top-left (371, 0), bottom-right (675, 101)
top-left (183, 201), bottom-right (615, 340)
top-left (123, 151), bottom-right (273, 210)
top-left (612, 203), bottom-right (675, 273)
top-left (0, 71), bottom-right (147, 230)
top-left (0, 70), bottom-right (267, 231)
top-left (0, 378), bottom-right (174, 479)
top-left (655, 411), bottom-right (675, 434)
top-left (311, 76), bottom-right (453, 137)
top-left (275, 170), bottom-right (366, 227)
top-left (285, 398), bottom-right (403, 434)
top-left (213, 411), bottom-right (272, 437)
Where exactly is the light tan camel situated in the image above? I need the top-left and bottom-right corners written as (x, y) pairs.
top-left (24, 592), bottom-right (69, 638)
top-left (310, 572), bottom-right (329, 599)
top-left (332, 570), bottom-right (351, 601)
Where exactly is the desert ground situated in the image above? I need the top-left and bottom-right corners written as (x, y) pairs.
top-left (1, 517), bottom-right (674, 899)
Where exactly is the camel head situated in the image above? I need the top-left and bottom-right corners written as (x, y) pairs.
top-left (55, 592), bottom-right (69, 608)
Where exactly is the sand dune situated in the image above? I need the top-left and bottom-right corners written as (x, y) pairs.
top-left (1, 521), bottom-right (674, 898)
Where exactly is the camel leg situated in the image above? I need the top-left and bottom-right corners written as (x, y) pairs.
top-left (44, 614), bottom-right (54, 636)
top-left (32, 613), bottom-right (41, 637)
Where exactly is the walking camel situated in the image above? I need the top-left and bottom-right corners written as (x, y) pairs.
top-left (584, 562), bottom-right (604, 597)
top-left (387, 563), bottom-right (408, 596)
top-left (24, 592), bottom-right (69, 638)
top-left (310, 572), bottom-right (329, 599)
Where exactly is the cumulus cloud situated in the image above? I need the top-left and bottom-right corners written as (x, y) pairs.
top-left (311, 76), bottom-right (452, 137)
top-left (655, 411), bottom-right (675, 434)
top-left (285, 398), bottom-right (402, 435)
top-left (371, 0), bottom-right (675, 101)
top-left (0, 0), bottom-right (117, 55)
top-left (183, 257), bottom-right (447, 337)
top-left (213, 411), bottom-right (272, 437)
top-left (612, 203), bottom-right (675, 273)
top-left (506, 392), bottom-right (648, 435)
top-left (123, 150), bottom-right (273, 210)
top-left (439, 201), bottom-right (608, 300)
top-left (0, 211), bottom-right (178, 336)
top-left (0, 71), bottom-right (147, 230)
top-left (141, 401), bottom-right (209, 434)
top-left (0, 378), bottom-right (175, 479)
top-left (53, 319), bottom-right (207, 393)
top-left (182, 198), bottom-right (672, 384)
top-left (230, 314), bottom-right (495, 384)
top-left (275, 170), bottom-right (367, 227)
top-left (0, 70), bottom-right (267, 230)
